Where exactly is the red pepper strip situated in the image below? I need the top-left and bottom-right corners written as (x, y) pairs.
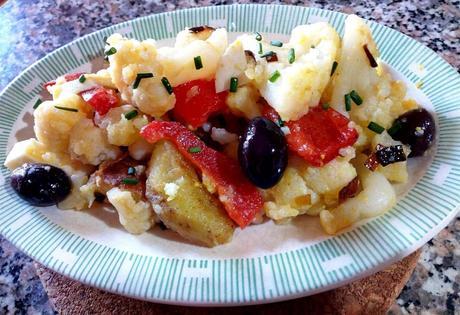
top-left (140, 121), bottom-right (263, 228)
top-left (263, 105), bottom-right (359, 167)
top-left (172, 79), bottom-right (228, 129)
top-left (43, 72), bottom-right (84, 89)
top-left (80, 87), bottom-right (120, 115)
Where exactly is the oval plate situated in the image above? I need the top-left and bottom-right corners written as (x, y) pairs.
top-left (0, 5), bottom-right (459, 306)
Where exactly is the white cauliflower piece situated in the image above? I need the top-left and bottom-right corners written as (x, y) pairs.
top-left (128, 138), bottom-right (155, 161)
top-left (96, 105), bottom-right (148, 146)
top-left (243, 23), bottom-right (340, 121)
top-left (106, 33), bottom-right (175, 118)
top-left (326, 15), bottom-right (411, 128)
top-left (34, 94), bottom-right (90, 152)
top-left (215, 38), bottom-right (249, 93)
top-left (226, 84), bottom-right (261, 119)
top-left (106, 187), bottom-right (154, 234)
top-left (157, 28), bottom-right (228, 86)
top-left (69, 118), bottom-right (121, 165)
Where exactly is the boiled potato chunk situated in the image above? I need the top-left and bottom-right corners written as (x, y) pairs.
top-left (146, 141), bottom-right (234, 247)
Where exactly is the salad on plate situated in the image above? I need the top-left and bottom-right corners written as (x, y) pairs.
top-left (4, 15), bottom-right (435, 247)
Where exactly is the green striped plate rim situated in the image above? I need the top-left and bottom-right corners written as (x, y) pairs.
top-left (0, 5), bottom-right (459, 305)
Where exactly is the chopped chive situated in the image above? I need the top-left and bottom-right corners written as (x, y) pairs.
top-left (270, 40), bottom-right (283, 47)
top-left (322, 103), bottom-right (330, 110)
top-left (104, 47), bottom-right (117, 56)
top-left (122, 178), bottom-right (139, 185)
top-left (277, 118), bottom-right (284, 127)
top-left (268, 70), bottom-right (281, 83)
top-left (133, 73), bottom-right (153, 89)
top-left (368, 121), bottom-right (385, 134)
top-left (127, 166), bottom-right (136, 176)
top-left (78, 74), bottom-right (86, 83)
top-left (260, 51), bottom-right (275, 59)
top-left (188, 146), bottom-right (201, 153)
top-left (33, 99), bottom-right (42, 109)
top-left (258, 42), bottom-right (263, 55)
top-left (330, 61), bottom-right (338, 76)
top-left (54, 106), bottom-right (78, 112)
top-left (194, 56), bottom-right (203, 70)
top-left (387, 121), bottom-right (403, 137)
top-left (161, 77), bottom-right (173, 94)
top-left (255, 32), bottom-right (262, 41)
top-left (124, 110), bottom-right (138, 120)
top-left (311, 45), bottom-right (315, 49)
top-left (349, 90), bottom-right (363, 105)
top-left (344, 94), bottom-right (352, 111)
top-left (229, 77), bottom-right (238, 93)
top-left (288, 48), bottom-right (295, 64)
top-left (363, 44), bottom-right (378, 68)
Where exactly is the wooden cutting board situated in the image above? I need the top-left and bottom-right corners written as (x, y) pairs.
top-left (34, 249), bottom-right (420, 314)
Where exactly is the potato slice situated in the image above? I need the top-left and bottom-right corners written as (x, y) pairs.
top-left (146, 141), bottom-right (234, 247)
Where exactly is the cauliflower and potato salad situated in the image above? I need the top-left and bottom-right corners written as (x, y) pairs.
top-left (5, 15), bottom-right (436, 247)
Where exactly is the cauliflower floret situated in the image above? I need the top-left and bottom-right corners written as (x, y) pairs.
top-left (106, 33), bottom-right (175, 118)
top-left (226, 84), bottom-right (261, 119)
top-left (106, 187), bottom-right (154, 234)
top-left (128, 138), bottom-right (155, 161)
top-left (69, 118), bottom-right (121, 165)
top-left (34, 94), bottom-right (90, 152)
top-left (326, 15), bottom-right (411, 129)
top-left (215, 38), bottom-right (249, 93)
top-left (157, 28), bottom-right (228, 87)
top-left (97, 105), bottom-right (149, 146)
top-left (243, 23), bottom-right (340, 121)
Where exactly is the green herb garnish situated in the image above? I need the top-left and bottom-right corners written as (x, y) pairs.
top-left (288, 48), bottom-right (295, 64)
top-left (349, 90), bottom-right (363, 105)
top-left (54, 106), bottom-right (78, 112)
top-left (229, 77), bottom-right (238, 93)
top-left (322, 103), bottom-right (330, 110)
top-left (270, 40), bottom-right (283, 47)
top-left (124, 110), bottom-right (138, 120)
top-left (188, 146), bottom-right (202, 153)
top-left (161, 77), bottom-right (173, 94)
top-left (194, 56), bottom-right (203, 70)
top-left (268, 70), bottom-right (281, 83)
top-left (104, 47), bottom-right (117, 56)
top-left (122, 178), bottom-right (139, 185)
top-left (78, 74), bottom-right (86, 83)
top-left (133, 73), bottom-right (153, 89)
top-left (258, 42), bottom-right (263, 55)
top-left (255, 32), bottom-right (262, 41)
top-left (277, 118), bottom-right (285, 127)
top-left (330, 61), bottom-right (338, 76)
top-left (387, 121), bottom-right (403, 137)
top-left (127, 167), bottom-right (136, 176)
top-left (260, 51), bottom-right (275, 59)
top-left (344, 94), bottom-right (352, 112)
top-left (33, 99), bottom-right (42, 109)
top-left (368, 121), bottom-right (385, 134)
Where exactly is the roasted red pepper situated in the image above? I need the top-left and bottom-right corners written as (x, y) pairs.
top-left (172, 79), bottom-right (228, 129)
top-left (140, 121), bottom-right (263, 227)
top-left (43, 72), bottom-right (84, 89)
top-left (263, 105), bottom-right (358, 166)
top-left (80, 87), bottom-right (120, 115)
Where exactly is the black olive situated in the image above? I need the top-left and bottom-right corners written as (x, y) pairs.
top-left (388, 108), bottom-right (436, 157)
top-left (11, 163), bottom-right (72, 206)
top-left (238, 117), bottom-right (288, 189)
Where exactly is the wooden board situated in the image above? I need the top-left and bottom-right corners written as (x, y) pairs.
top-left (34, 249), bottom-right (420, 314)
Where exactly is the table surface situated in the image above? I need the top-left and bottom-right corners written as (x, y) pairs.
top-left (0, 0), bottom-right (459, 314)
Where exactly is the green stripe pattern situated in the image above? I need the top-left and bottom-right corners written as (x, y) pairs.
top-left (0, 4), bottom-right (459, 305)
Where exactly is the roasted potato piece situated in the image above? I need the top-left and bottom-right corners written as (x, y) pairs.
top-left (146, 141), bottom-right (234, 247)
